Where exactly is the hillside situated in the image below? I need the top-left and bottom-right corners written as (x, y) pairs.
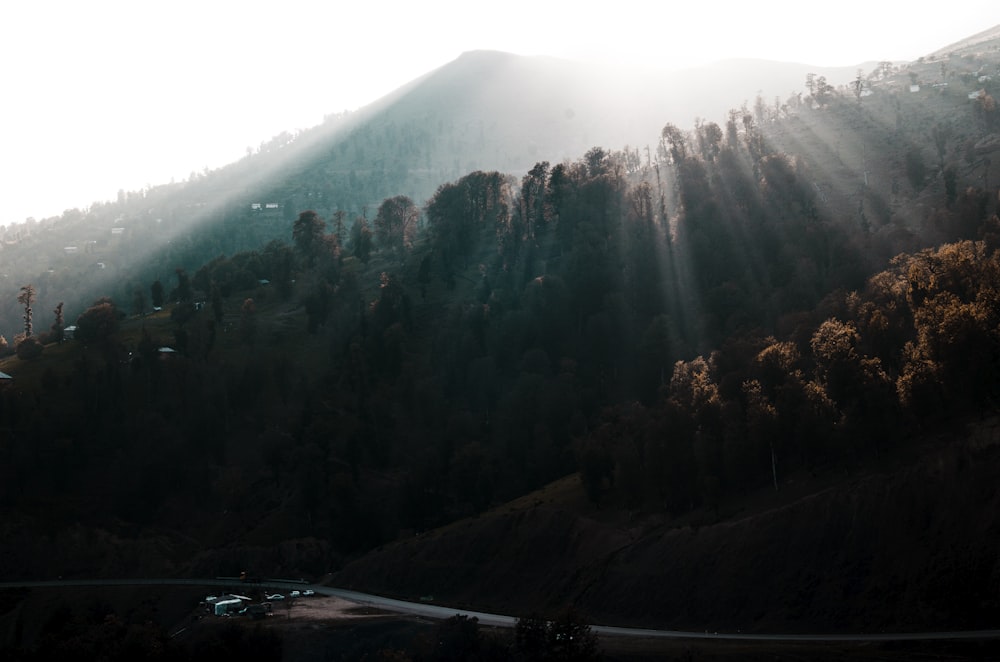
top-left (332, 415), bottom-right (1000, 633)
top-left (0, 51), bottom-right (866, 337)
top-left (1, 23), bottom-right (1000, 660)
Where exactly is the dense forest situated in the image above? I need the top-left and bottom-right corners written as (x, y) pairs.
top-left (1, 35), bottom-right (1000, 658)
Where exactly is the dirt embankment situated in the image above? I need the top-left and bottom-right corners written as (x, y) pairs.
top-left (333, 419), bottom-right (1000, 634)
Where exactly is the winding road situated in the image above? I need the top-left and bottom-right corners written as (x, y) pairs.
top-left (2, 577), bottom-right (998, 643)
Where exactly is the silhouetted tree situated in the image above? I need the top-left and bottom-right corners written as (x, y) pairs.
top-left (515, 613), bottom-right (550, 661)
top-left (17, 284), bottom-right (35, 337)
top-left (50, 301), bottom-right (65, 342)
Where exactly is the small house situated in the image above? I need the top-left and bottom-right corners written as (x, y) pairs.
top-left (63, 325), bottom-right (77, 340)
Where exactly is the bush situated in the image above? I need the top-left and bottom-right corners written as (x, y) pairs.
top-left (16, 335), bottom-right (44, 360)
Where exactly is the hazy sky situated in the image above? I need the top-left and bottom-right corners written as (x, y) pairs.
top-left (1, 1), bottom-right (996, 225)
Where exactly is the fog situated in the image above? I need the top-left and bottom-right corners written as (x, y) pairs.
top-left (0, 0), bottom-right (994, 225)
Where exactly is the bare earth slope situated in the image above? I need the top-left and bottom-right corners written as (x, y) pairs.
top-left (332, 417), bottom-right (1000, 635)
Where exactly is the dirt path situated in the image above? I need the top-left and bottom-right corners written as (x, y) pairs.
top-left (268, 595), bottom-right (391, 622)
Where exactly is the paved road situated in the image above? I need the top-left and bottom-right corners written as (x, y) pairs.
top-left (2, 578), bottom-right (999, 643)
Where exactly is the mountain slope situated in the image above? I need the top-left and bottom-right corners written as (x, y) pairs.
top-left (0, 51), bottom-right (866, 337)
top-left (331, 416), bottom-right (1000, 633)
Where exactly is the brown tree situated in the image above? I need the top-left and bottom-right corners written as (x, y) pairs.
top-left (17, 284), bottom-right (36, 337)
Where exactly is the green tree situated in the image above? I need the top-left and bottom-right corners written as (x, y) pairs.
top-left (331, 209), bottom-right (348, 242)
top-left (374, 195), bottom-right (419, 253)
top-left (350, 216), bottom-right (374, 263)
top-left (292, 209), bottom-right (326, 264)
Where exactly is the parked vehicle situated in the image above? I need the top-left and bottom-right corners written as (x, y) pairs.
top-left (265, 593), bottom-right (285, 601)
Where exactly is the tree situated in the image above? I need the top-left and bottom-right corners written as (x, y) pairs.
top-left (50, 302), bottom-right (65, 343)
top-left (151, 280), bottom-right (165, 308)
top-left (350, 216), bottom-right (374, 263)
top-left (239, 298), bottom-right (256, 346)
top-left (931, 123), bottom-right (952, 168)
top-left (905, 147), bottom-right (926, 191)
top-left (17, 284), bottom-right (36, 337)
top-left (515, 613), bottom-right (550, 661)
top-left (813, 75), bottom-right (834, 105)
top-left (75, 300), bottom-right (119, 344)
top-left (374, 195), bottom-right (419, 253)
top-left (292, 209), bottom-right (326, 263)
top-left (331, 209), bottom-right (348, 242)
top-left (513, 608), bottom-right (600, 661)
top-left (175, 268), bottom-right (192, 303)
top-left (853, 69), bottom-right (865, 102)
top-left (549, 607), bottom-right (601, 661)
top-left (210, 282), bottom-right (224, 322)
top-left (16, 335), bottom-right (43, 360)
top-left (660, 123), bottom-right (687, 164)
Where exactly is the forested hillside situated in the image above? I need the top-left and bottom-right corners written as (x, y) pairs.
top-left (0, 51), bottom-right (866, 342)
top-left (1, 32), bottom-right (1000, 644)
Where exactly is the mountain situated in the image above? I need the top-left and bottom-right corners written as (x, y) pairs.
top-left (2, 24), bottom-right (1000, 657)
top-left (0, 51), bottom-right (865, 338)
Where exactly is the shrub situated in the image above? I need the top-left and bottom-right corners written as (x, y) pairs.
top-left (16, 335), bottom-right (44, 360)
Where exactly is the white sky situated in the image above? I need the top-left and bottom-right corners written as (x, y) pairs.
top-left (1, 1), bottom-right (996, 225)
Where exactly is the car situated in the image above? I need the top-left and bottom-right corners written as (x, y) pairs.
top-left (265, 593), bottom-right (285, 601)
top-left (290, 590), bottom-right (301, 598)
top-left (302, 589), bottom-right (315, 597)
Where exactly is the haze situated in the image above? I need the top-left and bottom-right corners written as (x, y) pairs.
top-left (1, 0), bottom-right (994, 225)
